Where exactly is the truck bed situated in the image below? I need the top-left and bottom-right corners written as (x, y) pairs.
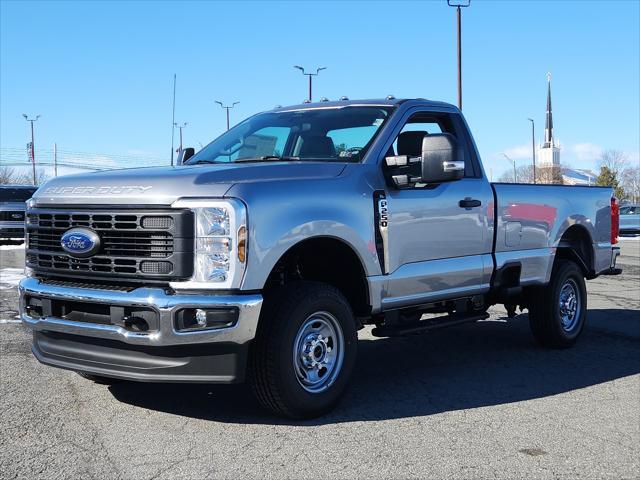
top-left (491, 183), bottom-right (614, 285)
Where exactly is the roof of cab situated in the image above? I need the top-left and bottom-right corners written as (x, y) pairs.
top-left (272, 98), bottom-right (457, 112)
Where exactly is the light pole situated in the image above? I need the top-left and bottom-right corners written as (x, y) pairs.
top-left (215, 101), bottom-right (239, 131)
top-left (527, 117), bottom-right (536, 183)
top-left (502, 152), bottom-right (517, 183)
top-left (293, 66), bottom-right (326, 102)
top-left (171, 74), bottom-right (177, 166)
top-left (173, 122), bottom-right (187, 155)
top-left (447, 0), bottom-right (471, 110)
top-left (22, 114), bottom-right (41, 185)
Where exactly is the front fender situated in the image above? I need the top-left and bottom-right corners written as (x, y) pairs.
top-left (226, 171), bottom-right (381, 290)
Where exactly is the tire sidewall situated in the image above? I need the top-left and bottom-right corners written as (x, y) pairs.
top-left (272, 287), bottom-right (357, 417)
top-left (550, 262), bottom-right (587, 342)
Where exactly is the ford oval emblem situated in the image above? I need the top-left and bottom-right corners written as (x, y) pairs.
top-left (60, 228), bottom-right (101, 257)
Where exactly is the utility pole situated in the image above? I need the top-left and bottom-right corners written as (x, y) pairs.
top-left (293, 66), bottom-right (327, 102)
top-left (447, 1), bottom-right (471, 110)
top-left (527, 117), bottom-right (536, 183)
top-left (54, 142), bottom-right (58, 177)
top-left (22, 114), bottom-right (40, 185)
top-left (171, 74), bottom-right (177, 166)
top-left (502, 152), bottom-right (517, 183)
top-left (215, 101), bottom-right (239, 130)
top-left (173, 122), bottom-right (187, 155)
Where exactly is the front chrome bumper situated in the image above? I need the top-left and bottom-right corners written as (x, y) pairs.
top-left (19, 277), bottom-right (263, 346)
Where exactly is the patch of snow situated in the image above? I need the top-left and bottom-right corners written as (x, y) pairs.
top-left (0, 268), bottom-right (25, 290)
top-left (0, 244), bottom-right (25, 250)
top-left (0, 319), bottom-right (22, 324)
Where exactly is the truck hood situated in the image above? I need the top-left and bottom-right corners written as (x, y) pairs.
top-left (33, 162), bottom-right (347, 206)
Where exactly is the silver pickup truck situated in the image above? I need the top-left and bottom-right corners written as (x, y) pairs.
top-left (19, 98), bottom-right (621, 418)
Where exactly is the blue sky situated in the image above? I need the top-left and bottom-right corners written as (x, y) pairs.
top-left (1, 0), bottom-right (639, 179)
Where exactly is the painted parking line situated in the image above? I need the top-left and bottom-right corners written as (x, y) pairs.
top-left (0, 319), bottom-right (22, 324)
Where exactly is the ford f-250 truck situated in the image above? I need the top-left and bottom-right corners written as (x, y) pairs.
top-left (19, 98), bottom-right (622, 419)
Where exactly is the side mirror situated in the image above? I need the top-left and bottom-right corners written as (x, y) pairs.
top-left (420, 133), bottom-right (464, 183)
top-left (177, 147), bottom-right (195, 165)
top-left (384, 133), bottom-right (464, 188)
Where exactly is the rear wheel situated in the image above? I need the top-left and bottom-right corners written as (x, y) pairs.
top-left (249, 281), bottom-right (357, 419)
top-left (528, 260), bottom-right (587, 348)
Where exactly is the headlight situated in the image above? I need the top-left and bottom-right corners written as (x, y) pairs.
top-left (170, 198), bottom-right (247, 290)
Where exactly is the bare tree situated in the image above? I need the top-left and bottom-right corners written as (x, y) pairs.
top-left (497, 164), bottom-right (563, 184)
top-left (0, 165), bottom-right (17, 184)
top-left (514, 165), bottom-right (535, 183)
top-left (622, 167), bottom-right (640, 203)
top-left (598, 149), bottom-right (628, 176)
top-left (0, 165), bottom-right (48, 185)
top-left (596, 150), bottom-right (629, 199)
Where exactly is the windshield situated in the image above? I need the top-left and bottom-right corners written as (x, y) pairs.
top-left (187, 106), bottom-right (393, 164)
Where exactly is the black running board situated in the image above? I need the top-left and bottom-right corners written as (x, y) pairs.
top-left (371, 312), bottom-right (490, 338)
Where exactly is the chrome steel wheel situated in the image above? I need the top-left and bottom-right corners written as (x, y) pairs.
top-left (293, 311), bottom-right (344, 393)
top-left (559, 279), bottom-right (581, 332)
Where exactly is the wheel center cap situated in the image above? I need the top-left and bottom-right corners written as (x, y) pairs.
top-left (301, 334), bottom-right (328, 367)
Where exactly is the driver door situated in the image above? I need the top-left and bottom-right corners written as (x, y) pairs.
top-left (381, 110), bottom-right (494, 309)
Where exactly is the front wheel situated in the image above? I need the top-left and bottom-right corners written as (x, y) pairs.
top-left (528, 260), bottom-right (587, 348)
top-left (249, 282), bottom-right (357, 419)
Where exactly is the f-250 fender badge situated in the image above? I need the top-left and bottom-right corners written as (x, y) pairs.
top-left (374, 191), bottom-right (390, 274)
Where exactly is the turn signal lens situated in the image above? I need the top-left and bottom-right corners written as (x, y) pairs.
top-left (237, 225), bottom-right (247, 263)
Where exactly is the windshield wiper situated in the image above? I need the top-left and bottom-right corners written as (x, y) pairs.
top-left (235, 156), bottom-right (300, 163)
top-left (190, 159), bottom-right (224, 165)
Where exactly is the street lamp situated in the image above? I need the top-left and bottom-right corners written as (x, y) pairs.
top-left (447, 0), bottom-right (471, 110)
top-left (215, 101), bottom-right (239, 131)
top-left (502, 152), bottom-right (517, 183)
top-left (173, 122), bottom-right (187, 155)
top-left (22, 114), bottom-right (41, 185)
top-left (527, 118), bottom-right (536, 184)
top-left (293, 66), bottom-right (327, 103)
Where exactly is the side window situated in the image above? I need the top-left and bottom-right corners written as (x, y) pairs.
top-left (385, 111), bottom-right (476, 181)
top-left (391, 120), bottom-right (443, 156)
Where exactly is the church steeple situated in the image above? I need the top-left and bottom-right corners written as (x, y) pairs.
top-left (543, 72), bottom-right (554, 148)
top-left (537, 72), bottom-right (560, 169)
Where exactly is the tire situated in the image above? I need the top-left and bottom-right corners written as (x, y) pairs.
top-left (528, 260), bottom-right (587, 348)
top-left (77, 372), bottom-right (123, 385)
top-left (249, 281), bottom-right (357, 419)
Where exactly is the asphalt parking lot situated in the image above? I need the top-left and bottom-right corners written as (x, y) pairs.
top-left (1, 240), bottom-right (638, 479)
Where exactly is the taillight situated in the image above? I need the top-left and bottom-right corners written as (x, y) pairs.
top-left (611, 197), bottom-right (619, 245)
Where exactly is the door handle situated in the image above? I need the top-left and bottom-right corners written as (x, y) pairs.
top-left (459, 197), bottom-right (481, 208)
